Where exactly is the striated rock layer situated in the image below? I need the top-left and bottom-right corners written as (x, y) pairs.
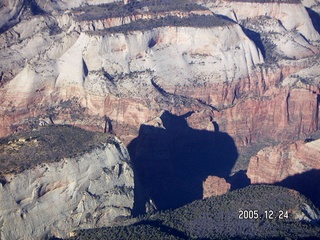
top-left (0, 130), bottom-right (134, 240)
top-left (247, 139), bottom-right (320, 184)
top-left (0, 0), bottom-right (320, 165)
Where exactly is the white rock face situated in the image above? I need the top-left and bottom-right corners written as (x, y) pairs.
top-left (0, 0), bottom-right (25, 31)
top-left (0, 23), bottom-right (263, 105)
top-left (0, 0), bottom-right (320, 144)
top-left (206, 1), bottom-right (320, 42)
top-left (294, 203), bottom-right (320, 224)
top-left (243, 16), bottom-right (319, 60)
top-left (0, 17), bottom-right (264, 134)
top-left (35, 0), bottom-right (122, 12)
top-left (0, 139), bottom-right (134, 240)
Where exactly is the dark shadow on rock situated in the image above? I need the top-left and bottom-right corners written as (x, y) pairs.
top-left (276, 169), bottom-right (320, 209)
top-left (148, 38), bottom-right (157, 48)
top-left (215, 14), bottom-right (237, 24)
top-left (82, 59), bottom-right (89, 77)
top-left (228, 170), bottom-right (251, 190)
top-left (0, 0), bottom-right (46, 35)
top-left (242, 27), bottom-right (266, 59)
top-left (128, 111), bottom-right (238, 215)
top-left (306, 7), bottom-right (320, 34)
top-left (29, 0), bottom-right (46, 15)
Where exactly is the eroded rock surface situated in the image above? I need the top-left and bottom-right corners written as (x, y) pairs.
top-left (1, 0), bottom-right (320, 227)
top-left (0, 126), bottom-right (134, 240)
top-left (247, 139), bottom-right (320, 184)
top-left (203, 176), bottom-right (231, 198)
top-left (0, 0), bottom-right (319, 155)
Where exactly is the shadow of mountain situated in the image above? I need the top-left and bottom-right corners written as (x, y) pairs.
top-left (228, 170), bottom-right (251, 190)
top-left (128, 111), bottom-right (238, 215)
top-left (306, 7), bottom-right (320, 34)
top-left (276, 169), bottom-right (320, 209)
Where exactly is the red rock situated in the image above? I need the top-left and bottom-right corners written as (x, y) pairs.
top-left (203, 176), bottom-right (231, 198)
top-left (247, 139), bottom-right (320, 184)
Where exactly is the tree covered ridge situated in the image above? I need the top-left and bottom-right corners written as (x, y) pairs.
top-left (75, 0), bottom-right (208, 21)
top-left (88, 14), bottom-right (232, 36)
top-left (69, 185), bottom-right (320, 239)
top-left (0, 125), bottom-right (114, 180)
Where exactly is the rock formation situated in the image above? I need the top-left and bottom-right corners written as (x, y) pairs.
top-left (247, 139), bottom-right (320, 184)
top-left (203, 176), bottom-right (231, 198)
top-left (0, 126), bottom-right (134, 239)
top-left (0, 0), bottom-right (319, 154)
top-left (1, 0), bottom-right (320, 229)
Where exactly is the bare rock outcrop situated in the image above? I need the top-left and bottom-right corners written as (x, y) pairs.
top-left (0, 127), bottom-right (134, 240)
top-left (1, 0), bottom-right (320, 162)
top-left (0, 0), bottom-right (26, 32)
top-left (247, 139), bottom-right (320, 184)
top-left (0, 13), bottom-right (265, 145)
top-left (203, 176), bottom-right (231, 198)
top-left (204, 0), bottom-right (320, 42)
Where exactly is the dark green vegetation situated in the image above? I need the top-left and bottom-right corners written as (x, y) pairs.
top-left (75, 0), bottom-right (207, 21)
top-left (0, 125), bottom-right (113, 180)
top-left (76, 0), bottom-right (232, 34)
top-left (69, 185), bottom-right (320, 239)
top-left (91, 15), bottom-right (232, 35)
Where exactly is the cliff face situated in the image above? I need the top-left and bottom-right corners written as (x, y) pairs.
top-left (203, 176), bottom-right (231, 198)
top-left (0, 127), bottom-right (134, 240)
top-left (1, 0), bottom-right (319, 151)
top-left (206, 0), bottom-right (320, 42)
top-left (247, 139), bottom-right (320, 184)
top-left (247, 138), bottom-right (320, 208)
top-left (1, 1), bottom-right (320, 236)
top-left (0, 9), bottom-right (265, 145)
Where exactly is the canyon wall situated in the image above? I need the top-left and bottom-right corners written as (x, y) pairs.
top-left (1, 5), bottom-right (319, 149)
top-left (0, 134), bottom-right (134, 239)
top-left (247, 138), bottom-right (320, 208)
top-left (1, 0), bottom-right (320, 218)
top-left (247, 139), bottom-right (320, 184)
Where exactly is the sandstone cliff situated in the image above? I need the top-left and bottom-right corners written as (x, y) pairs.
top-left (247, 139), bottom-right (320, 184)
top-left (247, 137), bottom-right (320, 208)
top-left (1, 0), bottom-right (320, 154)
top-left (0, 126), bottom-right (134, 240)
top-left (1, 1), bottom-right (320, 237)
top-left (0, 5), bottom-right (266, 146)
top-left (202, 175), bottom-right (231, 198)
top-left (205, 0), bottom-right (320, 42)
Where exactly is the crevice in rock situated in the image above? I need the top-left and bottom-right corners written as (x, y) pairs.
top-left (27, 0), bottom-right (46, 15)
top-left (104, 116), bottom-right (113, 134)
top-left (82, 59), bottom-right (88, 78)
top-left (286, 92), bottom-right (290, 123)
top-left (148, 38), bottom-right (157, 48)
